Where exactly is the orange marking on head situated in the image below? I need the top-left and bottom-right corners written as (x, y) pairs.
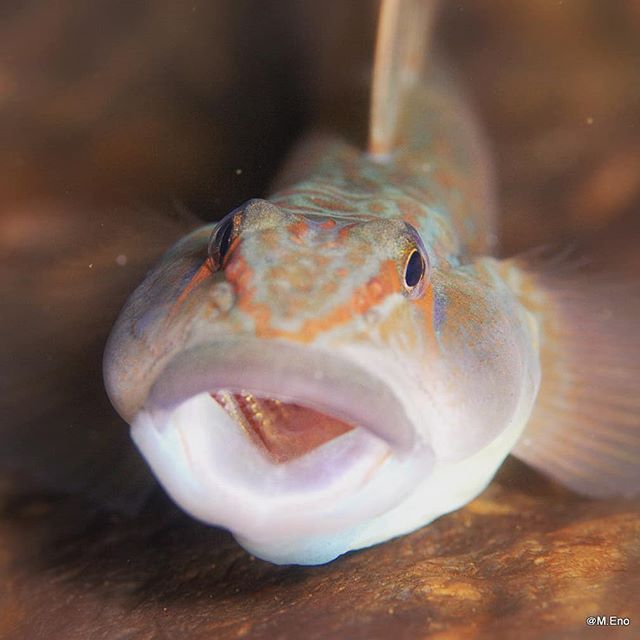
top-left (167, 258), bottom-right (214, 318)
top-left (227, 257), bottom-right (401, 343)
top-left (415, 285), bottom-right (436, 344)
top-left (318, 218), bottom-right (337, 229)
top-left (225, 253), bottom-right (254, 296)
top-left (288, 220), bottom-right (309, 240)
top-left (338, 224), bottom-right (356, 240)
top-left (353, 276), bottom-right (385, 314)
top-left (367, 277), bottom-right (383, 298)
top-left (225, 254), bottom-right (274, 330)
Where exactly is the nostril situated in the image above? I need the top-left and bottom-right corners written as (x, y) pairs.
top-left (209, 282), bottom-right (236, 313)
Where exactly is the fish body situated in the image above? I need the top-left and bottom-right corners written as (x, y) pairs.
top-left (104, 0), bottom-right (639, 564)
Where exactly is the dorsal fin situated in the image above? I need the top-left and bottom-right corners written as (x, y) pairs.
top-left (369, 0), bottom-right (437, 158)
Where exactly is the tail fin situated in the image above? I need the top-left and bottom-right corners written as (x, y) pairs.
top-left (369, 0), bottom-right (438, 157)
top-left (502, 258), bottom-right (640, 498)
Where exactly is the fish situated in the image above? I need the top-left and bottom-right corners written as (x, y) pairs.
top-left (103, 0), bottom-right (640, 565)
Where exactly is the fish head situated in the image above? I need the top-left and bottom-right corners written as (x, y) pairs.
top-left (104, 198), bottom-right (539, 563)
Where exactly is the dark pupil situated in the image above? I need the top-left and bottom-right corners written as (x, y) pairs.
top-left (217, 219), bottom-right (234, 260)
top-left (405, 250), bottom-right (424, 287)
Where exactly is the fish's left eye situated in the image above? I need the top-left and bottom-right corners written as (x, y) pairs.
top-left (399, 222), bottom-right (430, 296)
top-left (401, 231), bottom-right (429, 297)
top-left (404, 250), bottom-right (425, 288)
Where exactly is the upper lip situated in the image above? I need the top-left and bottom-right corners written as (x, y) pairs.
top-left (145, 337), bottom-right (417, 452)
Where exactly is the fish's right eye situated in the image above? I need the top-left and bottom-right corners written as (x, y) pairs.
top-left (209, 213), bottom-right (238, 268)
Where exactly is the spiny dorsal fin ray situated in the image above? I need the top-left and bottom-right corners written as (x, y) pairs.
top-left (502, 259), bottom-right (640, 498)
top-left (369, 0), bottom-right (437, 158)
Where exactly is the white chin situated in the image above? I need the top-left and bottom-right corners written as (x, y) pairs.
top-left (131, 392), bottom-right (434, 564)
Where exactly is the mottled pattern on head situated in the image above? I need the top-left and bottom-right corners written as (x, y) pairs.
top-left (219, 198), bottom-right (430, 343)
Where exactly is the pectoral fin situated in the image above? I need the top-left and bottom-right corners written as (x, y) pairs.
top-left (502, 259), bottom-right (640, 498)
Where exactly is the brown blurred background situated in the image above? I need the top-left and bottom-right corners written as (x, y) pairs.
top-left (1, 2), bottom-right (639, 639)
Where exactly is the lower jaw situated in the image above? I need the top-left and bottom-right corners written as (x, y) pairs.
top-left (132, 392), bottom-right (393, 530)
top-left (235, 411), bottom-right (529, 565)
top-left (131, 391), bottom-right (434, 548)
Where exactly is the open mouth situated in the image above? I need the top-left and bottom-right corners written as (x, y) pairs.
top-left (211, 391), bottom-right (356, 464)
top-left (131, 338), bottom-right (433, 541)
